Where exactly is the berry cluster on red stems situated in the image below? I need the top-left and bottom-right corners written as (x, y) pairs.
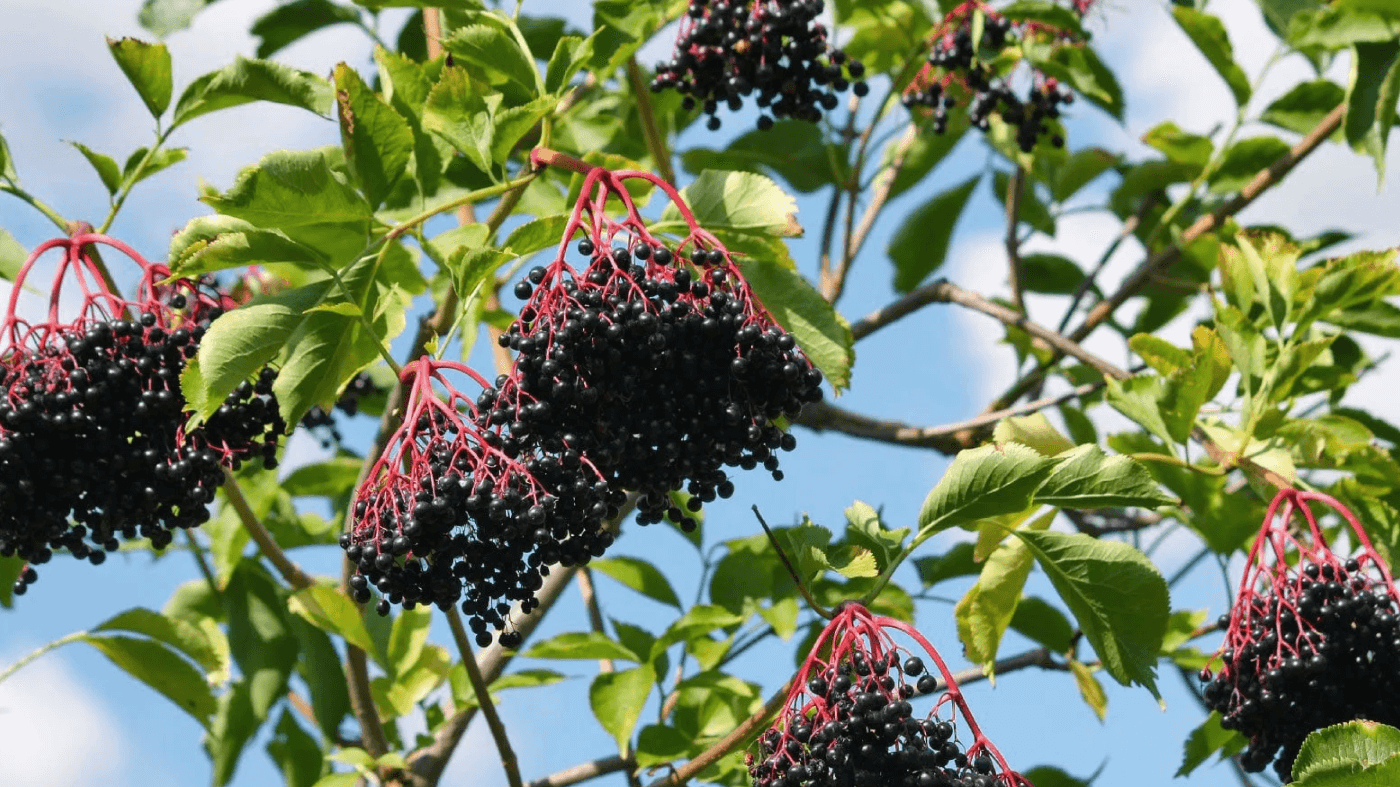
top-left (487, 154), bottom-right (820, 531)
top-left (0, 235), bottom-right (284, 597)
top-left (651, 0), bottom-right (869, 131)
top-left (902, 2), bottom-right (1077, 152)
top-left (1200, 489), bottom-right (1400, 782)
top-left (343, 357), bottom-right (616, 647)
top-left (751, 603), bottom-right (1031, 787)
top-left (301, 371), bottom-right (383, 448)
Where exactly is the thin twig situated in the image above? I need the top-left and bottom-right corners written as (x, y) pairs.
top-left (447, 609), bottom-right (523, 787)
top-left (491, 756), bottom-right (635, 787)
top-left (795, 381), bottom-right (1104, 452)
top-left (1063, 509), bottom-right (1163, 539)
top-left (1055, 197), bottom-right (1156, 334)
top-left (839, 125), bottom-right (920, 290)
top-left (184, 529), bottom-right (220, 598)
top-left (577, 568), bottom-right (615, 674)
top-left (751, 506), bottom-right (834, 620)
top-left (1004, 167), bottom-right (1026, 314)
top-left (222, 470), bottom-right (314, 590)
top-left (626, 58), bottom-right (674, 184)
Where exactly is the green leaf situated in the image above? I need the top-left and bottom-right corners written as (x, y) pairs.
top-left (504, 213), bottom-right (570, 256)
top-left (955, 534), bottom-right (1035, 672)
top-left (251, 0), bottom-right (362, 58)
top-left (68, 142), bottom-right (123, 195)
top-left (734, 256), bottom-right (853, 392)
top-left (1345, 40), bottom-right (1400, 182)
top-left (1021, 766), bottom-right (1093, 787)
top-left (1262, 80), bottom-right (1347, 136)
top-left (843, 500), bottom-right (909, 574)
top-left (659, 170), bottom-right (801, 237)
top-left (525, 631), bottom-right (640, 662)
top-left (205, 679), bottom-right (260, 786)
top-left (1038, 45), bottom-right (1124, 120)
top-left (333, 63), bottom-right (414, 210)
top-left (489, 94), bottom-right (557, 164)
top-left (1068, 660), bottom-right (1108, 721)
top-left (0, 555), bottom-right (22, 607)
top-left (183, 285), bottom-right (328, 420)
top-left (1177, 711), bottom-right (1247, 776)
top-left (422, 66), bottom-right (500, 175)
top-left (1173, 7), bottom-right (1252, 105)
top-left (1291, 3), bottom-right (1400, 49)
top-left (1141, 121), bottom-right (1213, 169)
top-left (171, 227), bottom-right (324, 278)
top-left (1051, 147), bottom-right (1121, 202)
top-left (681, 121), bottom-right (839, 194)
top-left (1292, 721), bottom-right (1400, 785)
top-left (121, 145), bottom-right (189, 188)
top-left (371, 644), bottom-right (451, 718)
top-left (993, 412), bottom-right (1075, 456)
top-left (447, 246), bottom-right (516, 307)
top-left (888, 174), bottom-right (979, 293)
top-left (266, 709), bottom-right (323, 787)
top-left (1210, 137), bottom-right (1292, 194)
top-left (441, 24), bottom-right (540, 97)
top-left (107, 37), bottom-right (173, 119)
top-left (1009, 596), bottom-right (1074, 652)
top-left (592, 557), bottom-right (683, 609)
top-left (94, 607), bottom-right (227, 677)
top-left (1106, 374), bottom-right (1177, 448)
top-left (202, 147), bottom-right (372, 237)
top-left (287, 585), bottom-right (378, 655)
top-left (545, 32), bottom-right (598, 94)
top-left (653, 605), bottom-right (745, 654)
top-left (914, 543), bottom-right (980, 589)
top-left (1012, 530), bottom-right (1170, 696)
top-left (918, 444), bottom-right (1055, 534)
top-left (590, 664), bottom-right (656, 753)
top-left (138, 0), bottom-right (217, 37)
top-left (1019, 253), bottom-right (1085, 295)
top-left (1034, 445), bottom-right (1177, 508)
top-left (173, 56), bottom-right (333, 129)
top-left (83, 634), bottom-right (217, 724)
top-left (288, 617), bottom-right (350, 742)
top-left (225, 562), bottom-right (299, 720)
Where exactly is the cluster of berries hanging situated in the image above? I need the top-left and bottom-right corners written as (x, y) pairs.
top-left (651, 0), bottom-right (868, 131)
top-left (490, 151), bottom-right (821, 530)
top-left (343, 357), bottom-right (616, 647)
top-left (1, 234), bottom-right (284, 596)
top-left (751, 603), bottom-right (1031, 787)
top-left (301, 371), bottom-right (384, 448)
top-left (902, 2), bottom-right (1082, 152)
top-left (342, 152), bottom-right (821, 643)
top-left (1200, 489), bottom-right (1400, 781)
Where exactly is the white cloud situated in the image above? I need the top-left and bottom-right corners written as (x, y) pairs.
top-left (0, 651), bottom-right (129, 787)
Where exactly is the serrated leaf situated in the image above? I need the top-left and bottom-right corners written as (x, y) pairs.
top-left (94, 607), bottom-right (226, 678)
top-left (287, 585), bottom-right (377, 655)
top-left (251, 0), bottom-right (362, 58)
top-left (1210, 137), bottom-right (1293, 194)
top-left (918, 444), bottom-right (1055, 533)
top-left (121, 145), bottom-right (189, 188)
top-left (108, 37), bottom-right (173, 118)
top-left (225, 562), bottom-right (300, 720)
top-left (843, 500), bottom-right (909, 572)
top-left (1173, 7), bottom-right (1251, 105)
top-left (333, 63), bottom-right (413, 210)
top-left (545, 33), bottom-right (598, 94)
top-left (525, 631), bottom-right (640, 662)
top-left (203, 147), bottom-right (372, 238)
top-left (1012, 530), bottom-right (1170, 696)
top-left (1035, 445), bottom-right (1176, 508)
top-left (590, 664), bottom-right (656, 753)
top-left (1262, 80), bottom-right (1347, 136)
top-left (659, 170), bottom-right (801, 237)
top-left (1009, 596), bottom-right (1074, 652)
top-left (69, 142), bottom-right (122, 195)
top-left (888, 174), bottom-right (979, 292)
top-left (1068, 660), bottom-right (1108, 721)
top-left (173, 56), bottom-right (333, 129)
top-left (172, 227), bottom-right (324, 278)
top-left (84, 634), bottom-right (217, 724)
top-left (422, 66), bottom-right (499, 175)
top-left (993, 412), bottom-right (1075, 456)
top-left (1177, 711), bottom-right (1247, 776)
top-left (504, 213), bottom-right (570, 257)
top-left (1345, 40), bottom-right (1400, 183)
top-left (735, 256), bottom-right (853, 392)
top-left (441, 24), bottom-right (540, 97)
top-left (1292, 721), bottom-right (1400, 785)
top-left (592, 557), bottom-right (683, 609)
top-left (490, 94), bottom-right (556, 164)
top-left (956, 534), bottom-right (1034, 673)
top-left (1106, 374), bottom-right (1177, 448)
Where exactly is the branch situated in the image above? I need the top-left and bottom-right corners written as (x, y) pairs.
top-left (643, 678), bottom-right (793, 787)
top-left (1055, 195), bottom-right (1156, 334)
top-left (577, 568), bottom-right (615, 673)
top-left (447, 609), bottom-right (523, 787)
top-left (492, 755), bottom-right (635, 787)
top-left (987, 102), bottom-right (1347, 415)
top-left (626, 58), bottom-right (674, 184)
top-left (1004, 166), bottom-right (1026, 314)
top-left (222, 470), bottom-right (314, 590)
top-left (796, 381), bottom-right (1103, 452)
top-left (1064, 509), bottom-right (1164, 538)
top-left (825, 125), bottom-right (921, 304)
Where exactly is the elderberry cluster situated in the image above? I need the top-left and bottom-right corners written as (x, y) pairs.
top-left (903, 14), bottom-right (1072, 151)
top-left (1202, 558), bottom-right (1400, 781)
top-left (343, 359), bottom-right (624, 646)
top-left (651, 0), bottom-right (869, 131)
top-left (488, 239), bottom-right (820, 531)
top-left (301, 371), bottom-right (383, 447)
top-left (0, 298), bottom-right (284, 588)
top-left (751, 652), bottom-right (1000, 787)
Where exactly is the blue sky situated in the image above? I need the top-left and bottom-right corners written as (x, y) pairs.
top-left (2, 1), bottom-right (1399, 787)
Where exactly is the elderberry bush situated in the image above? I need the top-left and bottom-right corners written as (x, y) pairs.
top-left (0, 235), bottom-right (284, 593)
top-left (903, 8), bottom-right (1073, 151)
top-left (753, 603), bottom-right (1030, 787)
top-left (344, 358), bottom-right (619, 646)
top-left (1200, 490), bottom-right (1400, 781)
top-left (489, 237), bottom-right (821, 531)
top-left (651, 0), bottom-right (868, 131)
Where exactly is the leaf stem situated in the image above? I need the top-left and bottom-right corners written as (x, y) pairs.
top-left (384, 174), bottom-right (539, 243)
top-left (1129, 452), bottom-right (1227, 476)
top-left (1004, 166), bottom-right (1026, 314)
top-left (446, 608), bottom-right (523, 787)
top-left (0, 183), bottom-right (69, 232)
top-left (97, 127), bottom-right (174, 234)
top-left (626, 58), bottom-right (673, 184)
top-left (751, 506), bottom-right (834, 620)
top-left (0, 631), bottom-right (89, 687)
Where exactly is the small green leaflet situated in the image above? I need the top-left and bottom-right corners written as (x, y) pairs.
top-left (1034, 445), bottom-right (1178, 508)
top-left (918, 444), bottom-right (1054, 534)
top-left (1292, 721), bottom-right (1400, 785)
top-left (657, 170), bottom-right (801, 237)
top-left (590, 664), bottom-right (656, 753)
top-left (107, 37), bottom-right (173, 119)
top-left (735, 256), bottom-right (854, 392)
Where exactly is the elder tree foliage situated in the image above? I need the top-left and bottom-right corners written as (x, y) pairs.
top-left (0, 1), bottom-right (1399, 786)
